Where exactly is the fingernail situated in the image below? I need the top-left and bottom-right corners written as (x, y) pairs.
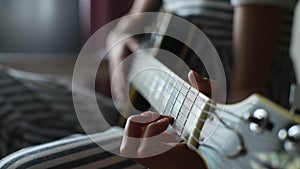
top-left (158, 118), bottom-right (168, 123)
top-left (133, 44), bottom-right (139, 51)
top-left (141, 111), bottom-right (152, 115)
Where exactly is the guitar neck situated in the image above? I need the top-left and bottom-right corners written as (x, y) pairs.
top-left (128, 51), bottom-right (211, 140)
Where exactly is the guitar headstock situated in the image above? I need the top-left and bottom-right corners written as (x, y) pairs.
top-left (188, 94), bottom-right (300, 168)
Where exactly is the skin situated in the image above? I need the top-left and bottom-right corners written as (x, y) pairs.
top-left (108, 1), bottom-right (284, 103)
top-left (107, 0), bottom-right (162, 101)
top-left (120, 71), bottom-right (211, 169)
top-left (107, 1), bottom-right (285, 168)
top-left (230, 5), bottom-right (284, 103)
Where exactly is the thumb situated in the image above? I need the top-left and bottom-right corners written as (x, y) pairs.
top-left (126, 37), bottom-right (140, 52)
top-left (188, 70), bottom-right (212, 97)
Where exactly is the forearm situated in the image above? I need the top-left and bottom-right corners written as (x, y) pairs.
top-left (230, 5), bottom-right (284, 101)
top-left (112, 0), bottom-right (162, 32)
top-left (130, 0), bottom-right (162, 13)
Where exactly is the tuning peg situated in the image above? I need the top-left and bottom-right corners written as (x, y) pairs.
top-left (278, 125), bottom-right (300, 154)
top-left (244, 109), bottom-right (272, 134)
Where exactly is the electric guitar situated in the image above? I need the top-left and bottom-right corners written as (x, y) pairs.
top-left (122, 13), bottom-right (300, 169)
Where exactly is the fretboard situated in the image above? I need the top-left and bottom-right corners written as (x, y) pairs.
top-left (128, 51), bottom-right (211, 140)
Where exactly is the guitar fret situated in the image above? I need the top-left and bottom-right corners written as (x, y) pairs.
top-left (160, 77), bottom-right (172, 96)
top-left (181, 84), bottom-right (189, 96)
top-left (185, 91), bottom-right (200, 130)
top-left (184, 97), bottom-right (193, 111)
top-left (175, 85), bottom-right (189, 136)
top-left (191, 104), bottom-right (201, 118)
top-left (172, 101), bottom-right (182, 117)
top-left (133, 62), bottom-right (208, 139)
top-left (163, 102), bottom-right (173, 115)
top-left (165, 94), bottom-right (176, 114)
top-left (187, 90), bottom-right (197, 102)
top-left (195, 95), bottom-right (206, 108)
top-left (173, 121), bottom-right (183, 136)
top-left (158, 79), bottom-right (208, 141)
top-left (180, 86), bottom-right (202, 137)
top-left (174, 81), bottom-right (181, 90)
top-left (151, 82), bottom-right (169, 112)
top-left (180, 118), bottom-right (191, 136)
top-left (176, 112), bottom-right (187, 128)
top-left (180, 105), bottom-right (190, 117)
top-left (189, 86), bottom-right (198, 95)
top-left (177, 92), bottom-right (185, 103)
top-left (164, 81), bottom-right (174, 96)
top-left (146, 70), bottom-right (172, 107)
top-left (180, 107), bottom-right (189, 121)
top-left (162, 78), bottom-right (179, 116)
top-left (162, 78), bottom-right (185, 130)
top-left (169, 80), bottom-right (184, 116)
top-left (185, 115), bottom-right (197, 131)
top-left (129, 53), bottom-right (215, 145)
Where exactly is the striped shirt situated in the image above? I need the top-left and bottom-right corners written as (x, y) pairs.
top-left (163, 0), bottom-right (297, 48)
top-left (0, 66), bottom-right (81, 158)
top-left (163, 0), bottom-right (298, 107)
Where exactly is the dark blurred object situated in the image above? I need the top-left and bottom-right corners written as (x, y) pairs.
top-left (79, 0), bottom-right (134, 96)
top-left (91, 0), bottom-right (134, 35)
top-left (79, 0), bottom-right (134, 42)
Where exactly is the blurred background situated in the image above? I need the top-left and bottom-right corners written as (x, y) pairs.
top-left (0, 0), bottom-right (133, 95)
top-left (0, 0), bottom-right (299, 95)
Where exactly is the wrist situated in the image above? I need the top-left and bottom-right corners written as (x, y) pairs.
top-left (114, 14), bottom-right (149, 33)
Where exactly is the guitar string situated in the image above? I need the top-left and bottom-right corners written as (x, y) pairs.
top-left (135, 80), bottom-right (288, 162)
top-left (162, 83), bottom-right (268, 148)
top-left (170, 109), bottom-right (237, 138)
top-left (129, 58), bottom-right (275, 145)
top-left (163, 83), bottom-right (241, 130)
top-left (130, 69), bottom-right (249, 139)
top-left (138, 19), bottom-right (248, 160)
top-left (171, 99), bottom-right (238, 126)
top-left (170, 107), bottom-right (278, 145)
top-left (130, 50), bottom-right (270, 121)
top-left (130, 61), bottom-right (246, 122)
top-left (158, 76), bottom-right (244, 121)
top-left (129, 62), bottom-right (278, 158)
top-left (137, 75), bottom-right (242, 122)
top-left (158, 79), bottom-right (247, 149)
top-left (127, 34), bottom-right (282, 162)
top-left (128, 69), bottom-right (237, 138)
top-left (184, 128), bottom-right (240, 159)
top-left (129, 69), bottom-right (255, 151)
top-left (142, 73), bottom-right (278, 145)
top-left (164, 109), bottom-right (246, 159)
top-left (168, 102), bottom-right (249, 159)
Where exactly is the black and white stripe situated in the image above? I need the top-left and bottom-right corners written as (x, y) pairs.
top-left (0, 66), bottom-right (119, 158)
top-left (0, 67), bottom-right (77, 157)
top-left (0, 127), bottom-right (144, 169)
top-left (164, 0), bottom-right (296, 47)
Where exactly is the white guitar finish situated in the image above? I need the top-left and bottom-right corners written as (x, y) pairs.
top-left (128, 51), bottom-right (300, 169)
